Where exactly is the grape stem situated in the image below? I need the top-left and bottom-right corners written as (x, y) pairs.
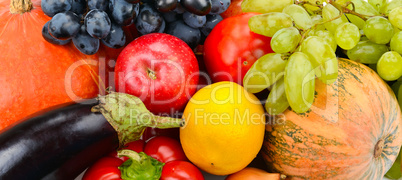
top-left (328, 0), bottom-right (369, 21)
top-left (296, 1), bottom-right (323, 15)
top-left (293, 0), bottom-right (372, 54)
top-left (296, 1), bottom-right (324, 9)
top-left (292, 3), bottom-right (344, 54)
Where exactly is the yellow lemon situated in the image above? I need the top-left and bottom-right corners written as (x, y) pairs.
top-left (180, 81), bottom-right (266, 175)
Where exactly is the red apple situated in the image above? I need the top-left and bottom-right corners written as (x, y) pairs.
top-left (115, 33), bottom-right (199, 115)
top-left (220, 0), bottom-right (244, 19)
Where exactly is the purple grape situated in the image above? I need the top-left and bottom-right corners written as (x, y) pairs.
top-left (42, 21), bottom-right (71, 45)
top-left (84, 9), bottom-right (112, 39)
top-left (72, 25), bottom-right (100, 55)
top-left (101, 23), bottom-right (126, 48)
top-left (48, 11), bottom-right (81, 40)
top-left (209, 0), bottom-right (230, 14)
top-left (41, 0), bottom-right (72, 17)
top-left (183, 11), bottom-right (206, 28)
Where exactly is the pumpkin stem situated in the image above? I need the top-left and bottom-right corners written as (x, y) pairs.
top-left (374, 139), bottom-right (385, 158)
top-left (10, 0), bottom-right (33, 14)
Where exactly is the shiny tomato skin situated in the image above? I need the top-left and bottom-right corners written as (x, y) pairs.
top-left (203, 12), bottom-right (273, 85)
top-left (82, 157), bottom-right (123, 180)
top-left (161, 161), bottom-right (204, 180)
top-left (144, 136), bottom-right (188, 163)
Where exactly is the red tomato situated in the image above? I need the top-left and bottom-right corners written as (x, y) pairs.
top-left (161, 161), bottom-right (204, 180)
top-left (144, 136), bottom-right (188, 163)
top-left (141, 127), bottom-right (180, 142)
top-left (203, 12), bottom-right (273, 85)
top-left (109, 139), bottom-right (145, 161)
top-left (82, 157), bottom-right (123, 180)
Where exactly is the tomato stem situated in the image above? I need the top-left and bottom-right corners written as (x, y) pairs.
top-left (10, 0), bottom-right (32, 14)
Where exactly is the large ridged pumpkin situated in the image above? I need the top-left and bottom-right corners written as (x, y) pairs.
top-left (0, 0), bottom-right (114, 130)
top-left (263, 58), bottom-right (402, 179)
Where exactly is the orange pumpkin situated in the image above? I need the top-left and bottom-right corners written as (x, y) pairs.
top-left (0, 0), bottom-right (111, 130)
top-left (263, 58), bottom-right (402, 179)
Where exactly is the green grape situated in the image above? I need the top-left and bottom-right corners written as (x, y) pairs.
top-left (271, 27), bottom-right (301, 54)
top-left (265, 77), bottom-right (289, 115)
top-left (346, 41), bottom-right (389, 64)
top-left (344, 0), bottom-right (380, 16)
top-left (368, 0), bottom-right (386, 12)
top-left (303, 0), bottom-right (324, 13)
top-left (301, 36), bottom-right (338, 84)
top-left (248, 13), bottom-right (293, 37)
top-left (311, 15), bottom-right (326, 30)
top-left (307, 0), bottom-right (324, 4)
top-left (282, 4), bottom-right (313, 30)
top-left (322, 4), bottom-right (349, 34)
top-left (309, 29), bottom-right (337, 52)
top-left (363, 16), bottom-right (394, 44)
top-left (345, 14), bottom-right (365, 29)
top-left (241, 0), bottom-right (293, 14)
top-left (360, 36), bottom-right (369, 41)
top-left (390, 31), bottom-right (402, 55)
top-left (243, 53), bottom-right (286, 93)
top-left (284, 52), bottom-right (315, 114)
top-left (380, 0), bottom-right (402, 16)
top-left (341, 0), bottom-right (380, 29)
top-left (334, 22), bottom-right (360, 50)
top-left (377, 51), bottom-right (402, 81)
top-left (319, 57), bottom-right (338, 84)
top-left (395, 26), bottom-right (401, 35)
top-left (389, 7), bottom-right (402, 30)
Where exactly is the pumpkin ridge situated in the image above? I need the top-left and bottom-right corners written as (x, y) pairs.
top-left (263, 59), bottom-right (402, 179)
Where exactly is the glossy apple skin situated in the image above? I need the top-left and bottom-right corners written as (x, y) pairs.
top-left (115, 33), bottom-right (199, 115)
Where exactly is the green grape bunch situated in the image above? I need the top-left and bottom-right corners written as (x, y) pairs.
top-left (241, 0), bottom-right (402, 117)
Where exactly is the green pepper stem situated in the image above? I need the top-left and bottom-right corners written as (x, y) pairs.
top-left (118, 149), bottom-right (141, 162)
top-left (118, 150), bottom-right (165, 180)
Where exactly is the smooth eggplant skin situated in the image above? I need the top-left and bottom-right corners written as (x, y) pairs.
top-left (0, 100), bottom-right (119, 180)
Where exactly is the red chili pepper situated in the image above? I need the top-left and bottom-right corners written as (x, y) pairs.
top-left (144, 136), bottom-right (188, 163)
top-left (82, 136), bottom-right (204, 180)
top-left (82, 157), bottom-right (123, 180)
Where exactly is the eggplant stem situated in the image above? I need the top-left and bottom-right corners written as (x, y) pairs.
top-left (94, 92), bottom-right (184, 147)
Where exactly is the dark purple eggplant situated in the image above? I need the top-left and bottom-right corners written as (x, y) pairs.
top-left (0, 92), bottom-right (183, 180)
